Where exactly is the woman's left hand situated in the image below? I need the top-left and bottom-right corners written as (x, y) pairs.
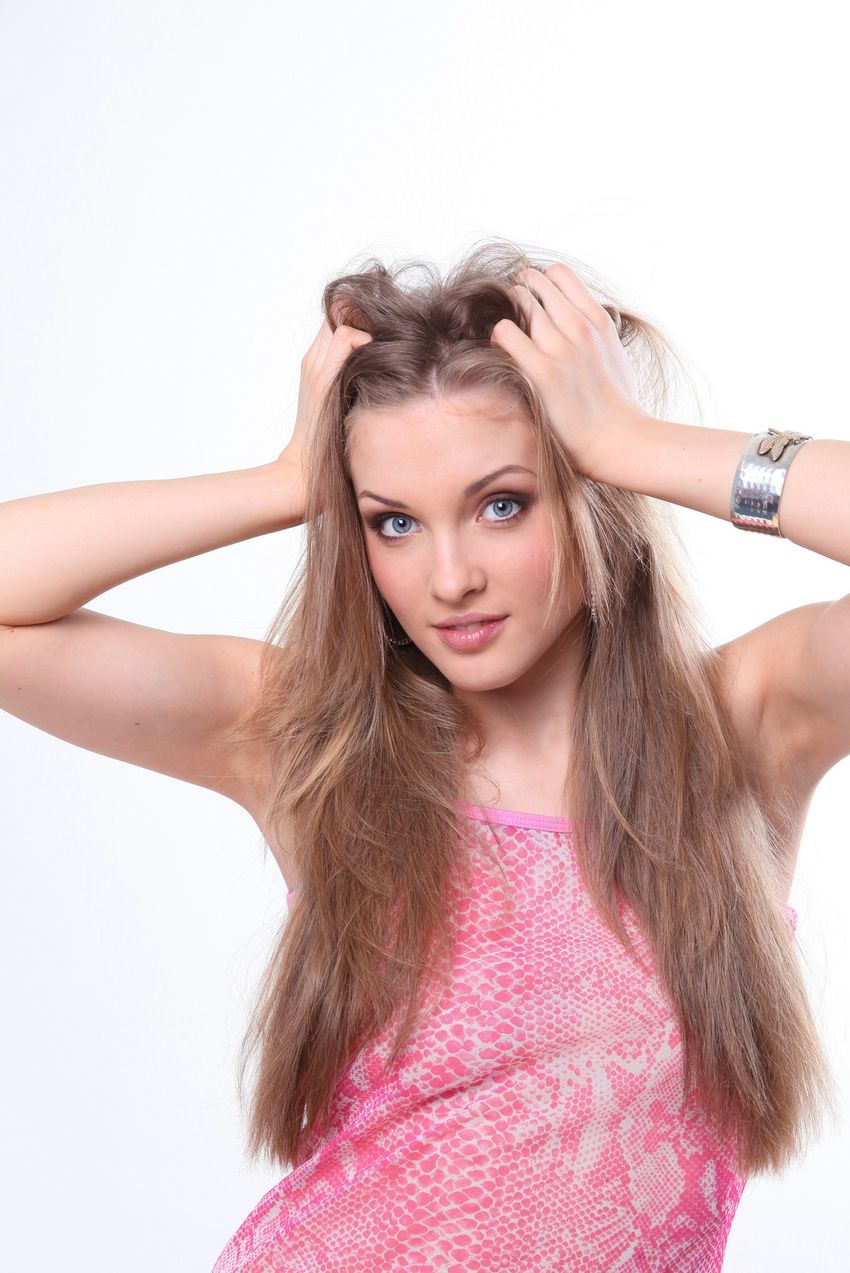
top-left (490, 264), bottom-right (654, 480)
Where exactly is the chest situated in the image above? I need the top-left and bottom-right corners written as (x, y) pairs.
top-left (252, 640), bottom-right (814, 901)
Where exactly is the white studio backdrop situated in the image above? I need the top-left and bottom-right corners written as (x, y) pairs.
top-left (1, 1), bottom-right (847, 1269)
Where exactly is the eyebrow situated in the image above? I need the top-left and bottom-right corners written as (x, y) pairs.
top-left (357, 465), bottom-right (536, 511)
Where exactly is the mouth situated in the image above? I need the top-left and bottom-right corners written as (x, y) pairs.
top-left (433, 616), bottom-right (508, 651)
top-left (433, 612), bottom-right (508, 629)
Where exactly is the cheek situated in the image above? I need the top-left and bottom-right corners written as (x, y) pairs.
top-left (365, 539), bottom-right (406, 608)
top-left (519, 526), bottom-right (556, 591)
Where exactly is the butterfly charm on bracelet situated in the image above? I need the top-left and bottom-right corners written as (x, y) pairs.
top-left (758, 429), bottom-right (813, 462)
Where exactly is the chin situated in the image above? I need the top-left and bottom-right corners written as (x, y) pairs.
top-left (440, 657), bottom-right (527, 692)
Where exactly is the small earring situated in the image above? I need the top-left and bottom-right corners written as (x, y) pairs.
top-left (385, 612), bottom-right (412, 646)
top-left (588, 591), bottom-right (598, 625)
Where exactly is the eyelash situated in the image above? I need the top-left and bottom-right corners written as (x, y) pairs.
top-left (367, 494), bottom-right (531, 543)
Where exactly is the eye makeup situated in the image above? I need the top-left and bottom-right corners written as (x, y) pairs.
top-left (366, 493), bottom-right (532, 543)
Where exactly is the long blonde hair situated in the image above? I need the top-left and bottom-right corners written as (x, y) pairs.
top-left (231, 237), bottom-right (837, 1177)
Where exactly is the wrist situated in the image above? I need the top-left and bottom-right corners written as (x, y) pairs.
top-left (582, 408), bottom-right (661, 485)
top-left (252, 458), bottom-right (307, 531)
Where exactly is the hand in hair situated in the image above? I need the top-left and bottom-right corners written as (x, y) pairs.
top-left (490, 263), bottom-right (651, 481)
top-left (276, 314), bottom-right (373, 507)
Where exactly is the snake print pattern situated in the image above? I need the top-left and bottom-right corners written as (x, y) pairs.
top-left (212, 804), bottom-right (798, 1272)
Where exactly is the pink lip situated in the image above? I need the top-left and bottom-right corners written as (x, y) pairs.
top-left (434, 612), bottom-right (506, 628)
top-left (434, 616), bottom-right (508, 651)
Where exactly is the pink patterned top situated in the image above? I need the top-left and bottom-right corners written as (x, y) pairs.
top-left (212, 803), bottom-right (798, 1273)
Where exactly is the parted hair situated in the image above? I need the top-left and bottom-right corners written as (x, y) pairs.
top-left (230, 237), bottom-right (837, 1177)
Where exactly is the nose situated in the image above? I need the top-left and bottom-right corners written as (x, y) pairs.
top-left (428, 533), bottom-right (486, 602)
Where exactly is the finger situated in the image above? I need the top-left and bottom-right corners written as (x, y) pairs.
top-left (490, 315), bottom-right (551, 381)
top-left (519, 268), bottom-right (597, 342)
top-left (321, 328), bottom-right (372, 389)
top-left (332, 326), bottom-right (372, 353)
top-left (303, 318), bottom-right (335, 367)
top-left (309, 322), bottom-right (369, 371)
top-left (508, 281), bottom-right (567, 354)
top-left (530, 264), bottom-right (608, 330)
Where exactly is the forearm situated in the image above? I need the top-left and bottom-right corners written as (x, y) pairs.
top-left (0, 459), bottom-right (305, 626)
top-left (591, 417), bottom-right (850, 568)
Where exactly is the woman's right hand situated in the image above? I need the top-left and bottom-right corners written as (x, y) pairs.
top-left (275, 314), bottom-right (373, 514)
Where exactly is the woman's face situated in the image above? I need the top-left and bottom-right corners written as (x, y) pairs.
top-left (347, 392), bottom-right (585, 692)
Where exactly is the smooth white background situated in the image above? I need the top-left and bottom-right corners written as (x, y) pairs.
top-left (1, 2), bottom-right (847, 1269)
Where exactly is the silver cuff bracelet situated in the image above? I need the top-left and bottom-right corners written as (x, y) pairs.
top-left (729, 428), bottom-right (813, 537)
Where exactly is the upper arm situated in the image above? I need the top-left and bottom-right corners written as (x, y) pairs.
top-left (0, 607), bottom-right (272, 809)
top-left (729, 597), bottom-right (850, 790)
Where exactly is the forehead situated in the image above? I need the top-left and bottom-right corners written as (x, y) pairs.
top-left (347, 393), bottom-right (536, 479)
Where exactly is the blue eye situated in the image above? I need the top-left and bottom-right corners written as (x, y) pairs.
top-left (483, 497), bottom-right (524, 523)
top-left (374, 513), bottom-right (417, 540)
top-left (368, 494), bottom-right (529, 543)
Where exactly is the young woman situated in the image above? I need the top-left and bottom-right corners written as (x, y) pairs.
top-left (2, 240), bottom-right (848, 1271)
